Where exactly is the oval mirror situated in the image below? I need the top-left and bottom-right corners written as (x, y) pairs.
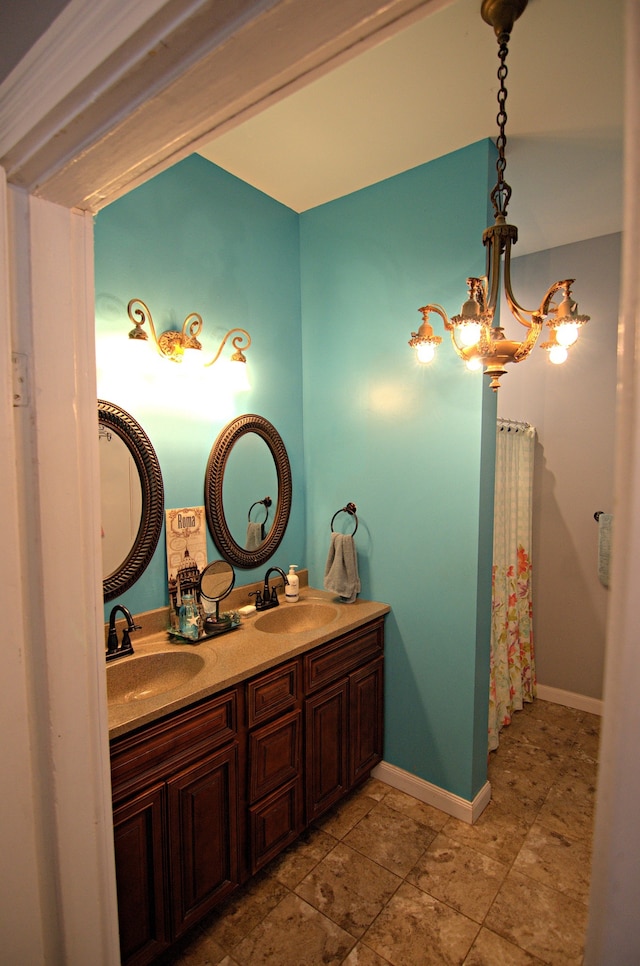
top-left (99, 400), bottom-right (165, 601)
top-left (205, 414), bottom-right (292, 569)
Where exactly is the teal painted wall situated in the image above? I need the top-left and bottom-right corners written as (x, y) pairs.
top-left (95, 155), bottom-right (305, 618)
top-left (95, 142), bottom-right (497, 801)
top-left (300, 141), bottom-right (497, 799)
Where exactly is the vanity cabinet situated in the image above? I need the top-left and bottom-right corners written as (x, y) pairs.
top-left (304, 620), bottom-right (384, 821)
top-left (110, 615), bottom-right (384, 966)
top-left (110, 687), bottom-right (242, 966)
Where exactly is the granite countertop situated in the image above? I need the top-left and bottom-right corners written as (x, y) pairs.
top-left (107, 586), bottom-right (390, 739)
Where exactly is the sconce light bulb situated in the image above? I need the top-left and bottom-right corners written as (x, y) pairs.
top-left (416, 343), bottom-right (436, 364)
top-left (548, 344), bottom-right (568, 365)
top-left (459, 322), bottom-right (482, 347)
top-left (555, 322), bottom-right (579, 347)
top-left (466, 356), bottom-right (483, 372)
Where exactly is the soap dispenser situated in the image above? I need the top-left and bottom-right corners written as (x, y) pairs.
top-left (285, 565), bottom-right (299, 602)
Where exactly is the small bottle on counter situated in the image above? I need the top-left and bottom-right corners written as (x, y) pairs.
top-left (285, 565), bottom-right (299, 602)
top-left (179, 593), bottom-right (200, 640)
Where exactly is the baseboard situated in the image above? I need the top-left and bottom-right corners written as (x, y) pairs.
top-left (371, 761), bottom-right (491, 825)
top-left (536, 684), bottom-right (603, 716)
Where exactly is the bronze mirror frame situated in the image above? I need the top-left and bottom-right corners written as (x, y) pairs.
top-left (99, 399), bottom-right (165, 601)
top-left (205, 414), bottom-right (292, 569)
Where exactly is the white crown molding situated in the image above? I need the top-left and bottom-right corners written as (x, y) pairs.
top-left (0, 0), bottom-right (439, 212)
top-left (372, 760), bottom-right (492, 825)
top-left (0, 0), bottom-right (172, 156)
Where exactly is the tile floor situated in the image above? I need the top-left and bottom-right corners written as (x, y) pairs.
top-left (168, 699), bottom-right (600, 966)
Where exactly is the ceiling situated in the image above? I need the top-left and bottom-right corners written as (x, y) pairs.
top-left (198, 0), bottom-right (624, 256)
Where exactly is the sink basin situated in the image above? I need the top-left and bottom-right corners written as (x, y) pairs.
top-left (107, 650), bottom-right (206, 704)
top-left (254, 602), bottom-right (339, 635)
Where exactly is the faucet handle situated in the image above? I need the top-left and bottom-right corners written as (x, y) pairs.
top-left (249, 590), bottom-right (263, 606)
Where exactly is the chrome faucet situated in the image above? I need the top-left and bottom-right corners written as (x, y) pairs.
top-left (106, 604), bottom-right (141, 661)
top-left (250, 567), bottom-right (289, 611)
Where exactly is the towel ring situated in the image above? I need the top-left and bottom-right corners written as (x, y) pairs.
top-left (594, 510), bottom-right (605, 522)
top-left (331, 502), bottom-right (358, 535)
top-left (248, 496), bottom-right (272, 524)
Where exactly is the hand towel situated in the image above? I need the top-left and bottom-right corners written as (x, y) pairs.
top-left (246, 521), bottom-right (263, 551)
top-left (598, 513), bottom-right (613, 588)
top-left (324, 532), bottom-right (360, 603)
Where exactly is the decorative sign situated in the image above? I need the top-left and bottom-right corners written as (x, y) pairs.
top-left (165, 506), bottom-right (207, 610)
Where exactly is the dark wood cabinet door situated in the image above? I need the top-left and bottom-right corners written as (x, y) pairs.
top-left (113, 784), bottom-right (169, 966)
top-left (305, 679), bottom-right (349, 822)
top-left (249, 777), bottom-right (304, 873)
top-left (168, 743), bottom-right (240, 938)
top-left (349, 657), bottom-right (384, 785)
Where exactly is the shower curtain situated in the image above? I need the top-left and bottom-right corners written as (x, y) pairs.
top-left (488, 419), bottom-right (537, 752)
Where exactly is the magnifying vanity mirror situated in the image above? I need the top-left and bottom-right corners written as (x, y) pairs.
top-left (200, 559), bottom-right (235, 634)
top-left (205, 414), bottom-right (292, 569)
top-left (99, 400), bottom-right (165, 601)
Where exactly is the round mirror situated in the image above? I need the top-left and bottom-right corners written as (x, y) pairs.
top-left (205, 414), bottom-right (292, 569)
top-left (99, 400), bottom-right (164, 601)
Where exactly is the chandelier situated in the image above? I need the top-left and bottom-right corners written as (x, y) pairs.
top-left (408, 0), bottom-right (589, 391)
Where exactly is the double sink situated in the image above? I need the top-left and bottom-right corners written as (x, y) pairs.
top-left (107, 600), bottom-right (339, 706)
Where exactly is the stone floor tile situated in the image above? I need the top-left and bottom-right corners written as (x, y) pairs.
top-left (380, 786), bottom-right (450, 833)
top-left (342, 942), bottom-right (393, 965)
top-left (314, 788), bottom-right (379, 840)
top-left (295, 841), bottom-right (401, 938)
top-left (444, 801), bottom-right (531, 864)
top-left (463, 926), bottom-right (545, 965)
top-left (268, 825), bottom-right (338, 889)
top-left (485, 869), bottom-right (588, 965)
top-left (194, 872), bottom-right (289, 953)
top-left (407, 831), bottom-right (509, 923)
top-left (232, 893), bottom-right (355, 966)
top-left (362, 881), bottom-right (479, 966)
top-left (343, 801), bottom-right (437, 877)
top-left (169, 928), bottom-right (228, 965)
top-left (536, 776), bottom-right (596, 843)
top-left (513, 821), bottom-right (593, 904)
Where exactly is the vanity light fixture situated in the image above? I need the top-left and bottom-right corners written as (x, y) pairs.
top-left (408, 0), bottom-right (589, 391)
top-left (127, 298), bottom-right (251, 380)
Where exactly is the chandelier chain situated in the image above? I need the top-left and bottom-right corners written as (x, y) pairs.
top-left (490, 34), bottom-right (512, 219)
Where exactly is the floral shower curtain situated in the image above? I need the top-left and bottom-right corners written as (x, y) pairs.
top-left (488, 419), bottom-right (537, 751)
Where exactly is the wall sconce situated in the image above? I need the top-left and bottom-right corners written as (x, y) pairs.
top-left (127, 298), bottom-right (251, 385)
top-left (408, 0), bottom-right (589, 391)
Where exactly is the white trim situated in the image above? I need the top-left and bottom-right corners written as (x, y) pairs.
top-left (0, 0), bottom-right (176, 154)
top-left (372, 761), bottom-right (492, 825)
top-left (536, 684), bottom-right (603, 717)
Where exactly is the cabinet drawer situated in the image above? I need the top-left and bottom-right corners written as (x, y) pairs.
top-left (249, 777), bottom-right (303, 874)
top-left (111, 688), bottom-right (239, 802)
top-left (304, 620), bottom-right (384, 693)
top-left (249, 709), bottom-right (302, 803)
top-left (247, 660), bottom-right (300, 727)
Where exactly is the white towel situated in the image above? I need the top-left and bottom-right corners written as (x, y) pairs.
top-left (598, 513), bottom-right (613, 588)
top-left (246, 521), bottom-right (263, 551)
top-left (324, 532), bottom-right (360, 603)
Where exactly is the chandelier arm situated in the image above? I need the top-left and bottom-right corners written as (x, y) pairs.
top-left (537, 278), bottom-right (575, 317)
top-left (203, 328), bottom-right (251, 367)
top-left (127, 298), bottom-right (164, 355)
top-left (501, 244), bottom-right (539, 328)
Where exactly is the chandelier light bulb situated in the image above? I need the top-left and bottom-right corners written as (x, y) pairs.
top-left (459, 322), bottom-right (482, 347)
top-left (417, 342), bottom-right (436, 364)
top-left (548, 344), bottom-right (568, 365)
top-left (466, 356), bottom-right (483, 372)
top-left (555, 322), bottom-right (579, 347)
